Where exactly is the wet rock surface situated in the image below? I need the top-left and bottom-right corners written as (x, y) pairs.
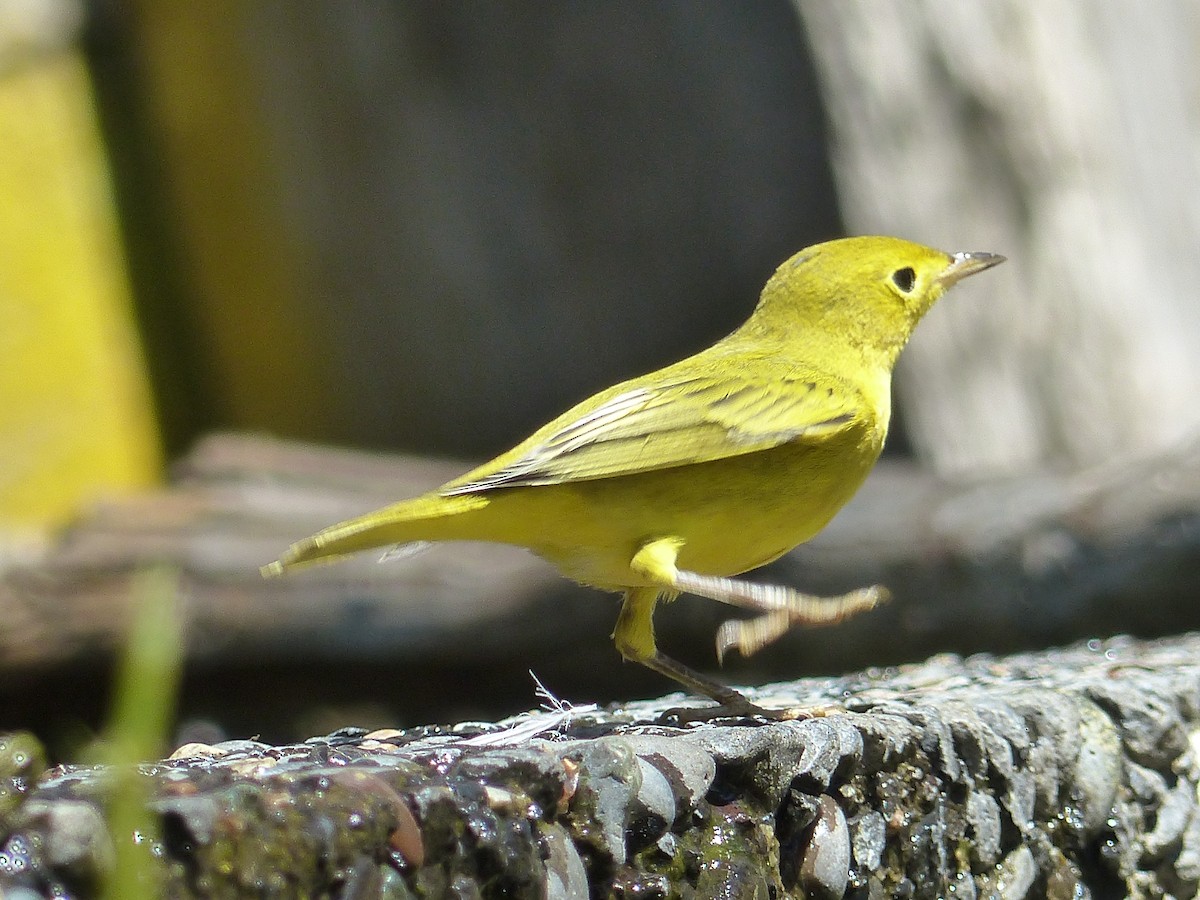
top-left (3, 633), bottom-right (1200, 898)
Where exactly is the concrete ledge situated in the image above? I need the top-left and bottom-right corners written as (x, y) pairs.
top-left (2, 632), bottom-right (1197, 897)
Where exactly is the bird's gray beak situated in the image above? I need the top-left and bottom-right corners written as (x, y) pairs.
top-left (939, 251), bottom-right (1005, 288)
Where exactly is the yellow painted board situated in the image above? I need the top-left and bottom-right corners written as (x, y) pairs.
top-left (0, 52), bottom-right (161, 535)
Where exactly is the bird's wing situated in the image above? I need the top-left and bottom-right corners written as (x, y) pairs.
top-left (441, 365), bottom-right (862, 494)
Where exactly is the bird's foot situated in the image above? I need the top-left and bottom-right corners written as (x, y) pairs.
top-left (714, 585), bottom-right (890, 661)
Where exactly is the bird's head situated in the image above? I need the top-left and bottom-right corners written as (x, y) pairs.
top-left (751, 235), bottom-right (1005, 365)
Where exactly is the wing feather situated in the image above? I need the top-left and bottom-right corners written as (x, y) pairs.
top-left (442, 364), bottom-right (861, 494)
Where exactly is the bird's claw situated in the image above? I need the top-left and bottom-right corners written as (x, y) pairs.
top-left (715, 584), bottom-right (891, 661)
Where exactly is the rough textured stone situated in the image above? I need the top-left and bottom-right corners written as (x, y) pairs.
top-left (797, 795), bottom-right (850, 900)
top-left (541, 821), bottom-right (588, 900)
top-left (619, 732), bottom-right (716, 816)
top-left (0, 634), bottom-right (1199, 897)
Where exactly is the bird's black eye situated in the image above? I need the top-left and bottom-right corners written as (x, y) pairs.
top-left (892, 267), bottom-right (916, 293)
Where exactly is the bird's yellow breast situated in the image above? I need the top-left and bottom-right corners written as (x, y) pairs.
top-left (457, 415), bottom-right (884, 590)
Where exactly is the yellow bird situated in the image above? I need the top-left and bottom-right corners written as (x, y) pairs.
top-left (264, 236), bottom-right (1003, 717)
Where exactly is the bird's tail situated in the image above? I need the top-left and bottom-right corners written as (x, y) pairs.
top-left (261, 491), bottom-right (490, 575)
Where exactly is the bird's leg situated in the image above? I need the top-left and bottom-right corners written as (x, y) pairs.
top-left (613, 585), bottom-right (771, 720)
top-left (630, 536), bottom-right (888, 664)
top-left (669, 570), bottom-right (889, 661)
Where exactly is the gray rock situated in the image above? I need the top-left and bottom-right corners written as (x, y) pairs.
top-left (792, 717), bottom-right (864, 792)
top-left (799, 795), bottom-right (850, 900)
top-left (854, 707), bottom-right (925, 770)
top-left (1006, 690), bottom-right (1082, 818)
top-left (1086, 681), bottom-right (1186, 770)
top-left (449, 747), bottom-right (569, 819)
top-left (1125, 761), bottom-right (1167, 806)
top-left (630, 756), bottom-right (675, 839)
top-left (565, 736), bottom-right (641, 866)
top-left (979, 845), bottom-right (1038, 899)
top-left (619, 733), bottom-right (716, 811)
top-left (1173, 806), bottom-right (1200, 882)
top-left (1003, 764), bottom-right (1038, 835)
top-left (848, 810), bottom-right (886, 872)
top-left (1140, 780), bottom-right (1196, 863)
top-left (207, 739), bottom-right (271, 758)
top-left (655, 831), bottom-right (677, 858)
top-left (1066, 700), bottom-right (1121, 838)
top-left (907, 705), bottom-right (961, 783)
top-left (541, 822), bottom-right (588, 900)
top-left (966, 790), bottom-right (1002, 869)
top-left (943, 701), bottom-right (992, 788)
top-left (690, 717), bottom-right (861, 807)
top-left (7, 633), bottom-right (1200, 897)
top-left (17, 800), bottom-right (112, 875)
top-left (149, 794), bottom-right (220, 844)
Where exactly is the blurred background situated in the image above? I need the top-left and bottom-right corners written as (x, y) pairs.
top-left (3, 0), bottom-right (1200, 752)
